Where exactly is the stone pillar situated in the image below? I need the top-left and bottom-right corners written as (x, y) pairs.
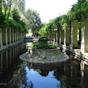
top-left (81, 26), bottom-right (85, 53)
top-left (14, 30), bottom-right (16, 42)
top-left (6, 28), bottom-right (8, 45)
top-left (59, 30), bottom-right (61, 46)
top-left (0, 28), bottom-right (3, 48)
top-left (12, 29), bottom-right (14, 43)
top-left (63, 29), bottom-right (66, 52)
top-left (11, 29), bottom-right (13, 43)
top-left (84, 19), bottom-right (88, 52)
top-left (10, 28), bottom-right (12, 44)
top-left (66, 27), bottom-right (70, 46)
top-left (2, 28), bottom-right (6, 46)
top-left (53, 30), bottom-right (58, 45)
top-left (73, 21), bottom-right (79, 49)
top-left (8, 28), bottom-right (10, 44)
top-left (11, 29), bottom-right (14, 43)
top-left (61, 30), bottom-right (64, 45)
top-left (70, 24), bottom-right (73, 50)
top-left (21, 32), bottom-right (23, 39)
top-left (17, 31), bottom-right (18, 41)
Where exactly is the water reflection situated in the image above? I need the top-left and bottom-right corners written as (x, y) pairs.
top-left (24, 66), bottom-right (60, 88)
top-left (8, 64), bottom-right (61, 88)
top-left (7, 59), bottom-right (88, 88)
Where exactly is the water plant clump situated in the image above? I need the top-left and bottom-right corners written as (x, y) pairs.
top-left (33, 37), bottom-right (57, 49)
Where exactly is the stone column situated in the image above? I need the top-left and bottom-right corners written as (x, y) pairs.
top-left (2, 28), bottom-right (6, 46)
top-left (81, 26), bottom-right (85, 53)
top-left (0, 28), bottom-right (3, 48)
top-left (70, 24), bottom-right (73, 50)
top-left (61, 30), bottom-right (64, 45)
top-left (73, 20), bottom-right (78, 49)
top-left (12, 29), bottom-right (14, 43)
top-left (14, 30), bottom-right (16, 42)
top-left (6, 28), bottom-right (8, 45)
top-left (55, 30), bottom-right (58, 45)
top-left (17, 31), bottom-right (18, 41)
top-left (59, 30), bottom-right (61, 47)
top-left (21, 32), bottom-right (23, 38)
top-left (84, 19), bottom-right (88, 52)
top-left (63, 29), bottom-right (66, 52)
top-left (66, 27), bottom-right (70, 46)
top-left (10, 28), bottom-right (12, 44)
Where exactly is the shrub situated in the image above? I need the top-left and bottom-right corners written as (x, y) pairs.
top-left (33, 37), bottom-right (57, 49)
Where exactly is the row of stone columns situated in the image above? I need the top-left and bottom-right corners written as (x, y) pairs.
top-left (0, 28), bottom-right (25, 48)
top-left (53, 20), bottom-right (88, 53)
top-left (0, 28), bottom-right (26, 73)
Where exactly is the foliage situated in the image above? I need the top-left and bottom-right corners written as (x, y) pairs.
top-left (38, 0), bottom-right (88, 38)
top-left (25, 9), bottom-right (41, 34)
top-left (68, 1), bottom-right (88, 21)
top-left (0, 11), bottom-right (6, 27)
top-left (38, 24), bottom-right (48, 36)
top-left (0, 0), bottom-right (27, 33)
top-left (0, 7), bottom-right (27, 32)
top-left (33, 37), bottom-right (57, 49)
top-left (61, 15), bottom-right (69, 28)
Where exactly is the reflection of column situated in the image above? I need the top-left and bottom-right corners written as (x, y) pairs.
top-left (10, 48), bottom-right (12, 65)
top-left (80, 60), bottom-right (85, 88)
top-left (80, 61), bottom-right (84, 78)
top-left (6, 51), bottom-right (8, 69)
top-left (0, 53), bottom-right (3, 71)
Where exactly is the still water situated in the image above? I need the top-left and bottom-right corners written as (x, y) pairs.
top-left (20, 66), bottom-right (60, 88)
top-left (1, 59), bottom-right (88, 88)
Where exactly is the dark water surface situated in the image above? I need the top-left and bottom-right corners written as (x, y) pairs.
top-left (0, 59), bottom-right (88, 88)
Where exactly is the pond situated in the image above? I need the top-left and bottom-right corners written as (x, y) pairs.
top-left (0, 53), bottom-right (88, 88)
top-left (1, 58), bottom-right (88, 88)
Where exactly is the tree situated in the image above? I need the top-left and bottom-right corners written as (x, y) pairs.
top-left (25, 9), bottom-right (41, 35)
top-left (18, 0), bottom-right (25, 13)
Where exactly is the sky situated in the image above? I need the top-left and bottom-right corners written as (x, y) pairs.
top-left (25, 0), bottom-right (78, 23)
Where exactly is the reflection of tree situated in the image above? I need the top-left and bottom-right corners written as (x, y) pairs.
top-left (40, 69), bottom-right (49, 76)
top-left (21, 65), bottom-right (34, 88)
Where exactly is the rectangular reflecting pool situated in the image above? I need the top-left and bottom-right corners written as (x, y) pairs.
top-left (0, 58), bottom-right (88, 88)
